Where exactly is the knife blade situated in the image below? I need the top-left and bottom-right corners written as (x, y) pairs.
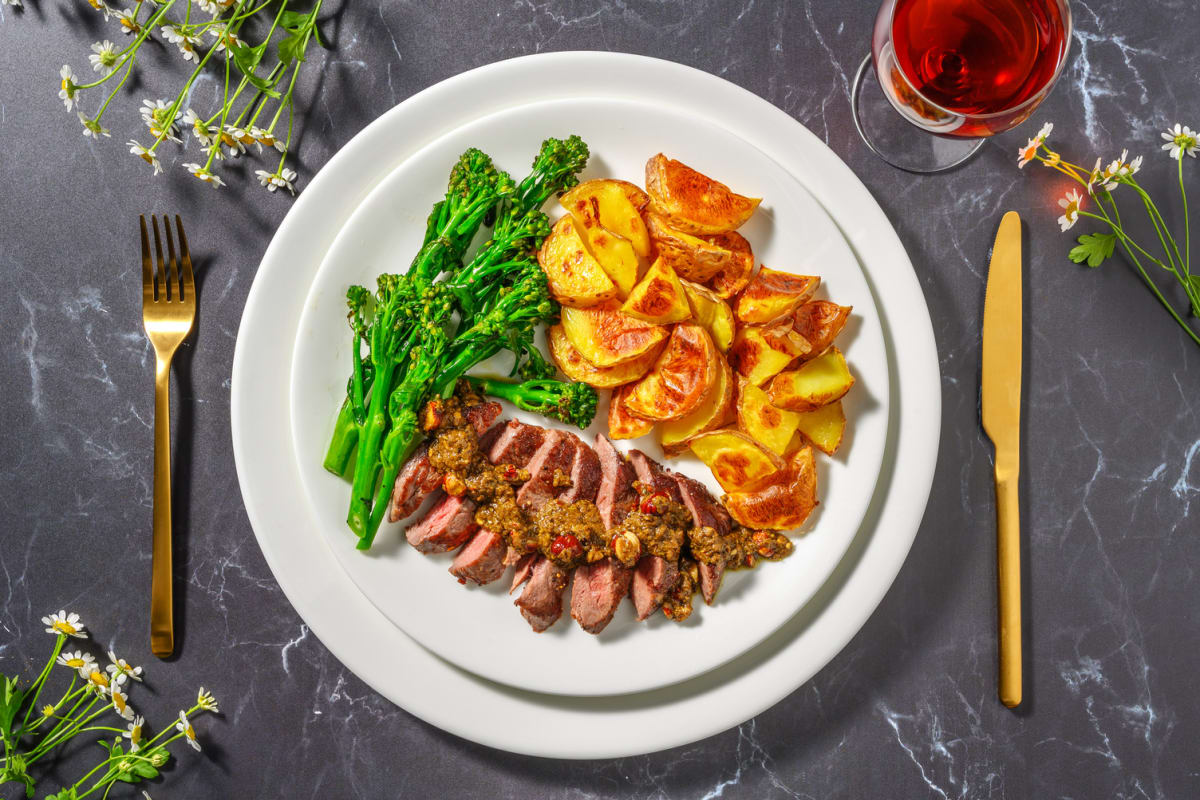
top-left (981, 210), bottom-right (1023, 709)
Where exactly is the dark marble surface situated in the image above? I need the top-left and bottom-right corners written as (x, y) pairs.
top-left (2, 1), bottom-right (1198, 797)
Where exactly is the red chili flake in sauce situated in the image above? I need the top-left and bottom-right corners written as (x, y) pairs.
top-left (550, 534), bottom-right (582, 558)
top-left (640, 492), bottom-right (669, 515)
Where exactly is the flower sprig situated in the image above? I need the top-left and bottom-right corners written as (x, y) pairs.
top-left (1017, 122), bottom-right (1200, 348)
top-left (0, 611), bottom-right (220, 799)
top-left (56, 0), bottom-right (325, 195)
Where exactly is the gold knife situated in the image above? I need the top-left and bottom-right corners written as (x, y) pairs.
top-left (981, 210), bottom-right (1023, 709)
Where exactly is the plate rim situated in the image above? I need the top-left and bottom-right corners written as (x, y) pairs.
top-left (231, 51), bottom-right (941, 759)
top-left (285, 93), bottom-right (893, 696)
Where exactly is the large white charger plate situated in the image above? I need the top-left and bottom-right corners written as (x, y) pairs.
top-left (289, 97), bottom-right (889, 696)
top-left (232, 52), bottom-right (940, 759)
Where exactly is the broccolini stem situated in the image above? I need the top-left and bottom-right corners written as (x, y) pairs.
top-left (322, 398), bottom-right (359, 478)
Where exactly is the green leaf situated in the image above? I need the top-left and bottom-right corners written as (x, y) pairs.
top-left (278, 9), bottom-right (310, 29)
top-left (277, 32), bottom-right (307, 64)
top-left (131, 760), bottom-right (159, 779)
top-left (1068, 232), bottom-right (1117, 268)
top-left (230, 43), bottom-right (282, 98)
top-left (0, 676), bottom-right (25, 743)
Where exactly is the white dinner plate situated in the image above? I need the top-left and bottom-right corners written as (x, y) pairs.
top-left (232, 52), bottom-right (940, 758)
top-left (289, 96), bottom-right (889, 696)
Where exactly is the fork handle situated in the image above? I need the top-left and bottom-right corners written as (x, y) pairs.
top-left (150, 352), bottom-right (174, 658)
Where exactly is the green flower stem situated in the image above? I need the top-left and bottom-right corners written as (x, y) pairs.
top-left (17, 635), bottom-right (65, 734)
top-left (1180, 158), bottom-right (1191, 276)
top-left (25, 697), bottom-right (108, 765)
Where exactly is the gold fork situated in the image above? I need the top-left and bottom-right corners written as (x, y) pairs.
top-left (140, 215), bottom-right (196, 659)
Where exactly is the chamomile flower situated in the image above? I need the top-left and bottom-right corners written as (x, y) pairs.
top-left (218, 124), bottom-right (248, 156)
top-left (198, 0), bottom-right (234, 15)
top-left (106, 651), bottom-right (144, 684)
top-left (85, 669), bottom-right (111, 695)
top-left (1035, 122), bottom-right (1053, 142)
top-left (1017, 137), bottom-right (1040, 168)
top-left (1086, 157), bottom-right (1103, 195)
top-left (88, 40), bottom-right (120, 75)
top-left (208, 24), bottom-right (242, 54)
top-left (110, 685), bottom-right (135, 720)
top-left (85, 0), bottom-right (112, 16)
top-left (41, 704), bottom-right (55, 717)
top-left (59, 65), bottom-right (79, 111)
top-left (182, 109), bottom-right (217, 148)
top-left (1161, 123), bottom-right (1198, 161)
top-left (248, 126), bottom-right (285, 152)
top-left (123, 715), bottom-right (145, 752)
top-left (196, 687), bottom-right (219, 713)
top-left (183, 162), bottom-right (225, 188)
top-left (160, 23), bottom-right (187, 45)
top-left (272, 167), bottom-right (298, 195)
top-left (176, 710), bottom-right (201, 751)
top-left (139, 98), bottom-right (181, 143)
top-left (43, 610), bottom-right (87, 638)
top-left (1058, 188), bottom-right (1083, 232)
top-left (78, 112), bottom-right (111, 139)
top-left (114, 7), bottom-right (141, 35)
top-left (57, 649), bottom-right (97, 678)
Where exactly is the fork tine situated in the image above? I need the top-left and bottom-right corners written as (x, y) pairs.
top-left (162, 215), bottom-right (179, 303)
top-left (151, 216), bottom-right (166, 303)
top-left (140, 216), bottom-right (154, 304)
top-left (175, 215), bottom-right (195, 303)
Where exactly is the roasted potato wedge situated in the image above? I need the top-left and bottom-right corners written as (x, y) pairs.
top-left (560, 302), bottom-right (669, 367)
top-left (734, 267), bottom-right (820, 325)
top-left (567, 201), bottom-right (641, 298)
top-left (560, 179), bottom-right (651, 258)
top-left (645, 154), bottom-right (761, 234)
top-left (660, 352), bottom-right (734, 457)
top-left (792, 300), bottom-right (852, 357)
top-left (538, 216), bottom-right (617, 308)
top-left (608, 385), bottom-right (655, 440)
top-left (735, 378), bottom-right (801, 456)
top-left (723, 446), bottom-right (818, 530)
top-left (547, 324), bottom-right (660, 388)
top-left (794, 401), bottom-right (846, 455)
top-left (768, 347), bottom-right (854, 411)
top-left (621, 257), bottom-right (693, 324)
top-left (704, 231), bottom-right (755, 299)
top-left (680, 279), bottom-right (736, 352)
top-left (624, 323), bottom-right (719, 421)
top-left (689, 428), bottom-right (784, 493)
top-left (728, 322), bottom-right (812, 386)
top-left (644, 212), bottom-right (735, 283)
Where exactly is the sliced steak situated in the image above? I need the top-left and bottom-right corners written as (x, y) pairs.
top-left (698, 561), bottom-right (725, 605)
top-left (673, 472), bottom-right (730, 606)
top-left (594, 435), bottom-right (638, 529)
top-left (570, 558), bottom-right (633, 634)
top-left (486, 420), bottom-right (547, 468)
top-left (557, 432), bottom-right (601, 504)
top-left (509, 551), bottom-right (538, 594)
top-left (514, 556), bottom-right (569, 632)
top-left (628, 450), bottom-right (682, 502)
top-left (465, 401), bottom-right (503, 434)
top-left (449, 528), bottom-right (507, 586)
top-left (405, 492), bottom-right (478, 554)
top-left (631, 556), bottom-right (679, 621)
top-left (515, 430), bottom-right (576, 512)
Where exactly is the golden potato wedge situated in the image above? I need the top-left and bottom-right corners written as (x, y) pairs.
top-left (735, 378), bottom-right (801, 456)
top-left (608, 385), bottom-right (655, 440)
top-left (734, 267), bottom-right (820, 325)
top-left (768, 347), bottom-right (855, 411)
top-left (547, 324), bottom-right (660, 388)
top-left (660, 352), bottom-right (734, 457)
top-left (644, 212), bottom-right (735, 283)
top-left (560, 179), bottom-right (651, 258)
top-left (689, 428), bottom-right (784, 493)
top-left (560, 302), bottom-right (669, 367)
top-left (645, 154), bottom-right (761, 234)
top-left (538, 216), bottom-right (617, 308)
top-left (794, 401), bottom-right (846, 455)
top-left (621, 257), bottom-right (692, 324)
top-left (624, 323), bottom-right (718, 421)
top-left (680, 279), bottom-right (736, 352)
top-left (792, 301), bottom-right (852, 357)
top-left (723, 446), bottom-right (818, 530)
top-left (704, 231), bottom-right (755, 299)
top-left (728, 322), bottom-right (812, 386)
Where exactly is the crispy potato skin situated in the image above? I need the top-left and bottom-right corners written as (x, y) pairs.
top-left (794, 401), bottom-right (846, 455)
top-left (608, 385), bottom-right (655, 440)
top-left (645, 154), bottom-right (762, 234)
top-left (723, 446), bottom-right (818, 530)
top-left (560, 179), bottom-right (651, 258)
top-left (704, 231), bottom-right (755, 299)
top-left (644, 212), bottom-right (734, 283)
top-left (689, 428), bottom-right (784, 492)
top-left (621, 257), bottom-right (693, 324)
top-left (560, 301), bottom-right (669, 367)
top-left (548, 324), bottom-right (660, 388)
top-left (734, 267), bottom-right (820, 325)
top-left (623, 323), bottom-right (718, 421)
top-left (767, 347), bottom-right (855, 412)
top-left (538, 216), bottom-right (617, 308)
top-left (660, 352), bottom-right (735, 456)
top-left (679, 279), bottom-right (736, 352)
top-left (735, 378), bottom-right (801, 456)
top-left (728, 323), bottom-right (812, 386)
top-left (792, 300), bottom-right (852, 358)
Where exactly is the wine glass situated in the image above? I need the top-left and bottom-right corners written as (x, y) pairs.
top-left (851, 0), bottom-right (1073, 173)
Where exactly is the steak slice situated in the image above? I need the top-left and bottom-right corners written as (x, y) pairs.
top-left (594, 434), bottom-right (638, 529)
top-left (570, 558), bottom-right (633, 634)
top-left (449, 528), bottom-right (507, 586)
top-left (628, 450), bottom-right (682, 502)
top-left (515, 556), bottom-right (570, 632)
top-left (631, 556), bottom-right (679, 621)
top-left (465, 401), bottom-right (503, 434)
top-left (486, 420), bottom-right (546, 468)
top-left (673, 472), bottom-right (730, 606)
top-left (698, 561), bottom-right (725, 605)
top-left (515, 430), bottom-right (576, 512)
top-left (509, 551), bottom-right (538, 594)
top-left (557, 432), bottom-right (602, 504)
top-left (405, 492), bottom-right (478, 554)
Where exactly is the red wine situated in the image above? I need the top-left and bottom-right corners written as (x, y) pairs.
top-left (891, 0), bottom-right (1066, 117)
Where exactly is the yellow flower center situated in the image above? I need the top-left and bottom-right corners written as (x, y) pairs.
top-left (52, 620), bottom-right (78, 635)
top-left (130, 724), bottom-right (142, 743)
top-left (138, 151), bottom-right (155, 165)
top-left (65, 656), bottom-right (84, 668)
top-left (87, 0), bottom-right (102, 7)
top-left (220, 132), bottom-right (235, 146)
top-left (113, 692), bottom-right (127, 712)
top-left (89, 671), bottom-right (109, 688)
top-left (184, 722), bottom-right (195, 739)
top-left (42, 705), bottom-right (55, 717)
top-left (121, 18), bottom-right (139, 32)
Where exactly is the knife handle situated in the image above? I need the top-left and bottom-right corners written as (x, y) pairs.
top-left (996, 471), bottom-right (1022, 708)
